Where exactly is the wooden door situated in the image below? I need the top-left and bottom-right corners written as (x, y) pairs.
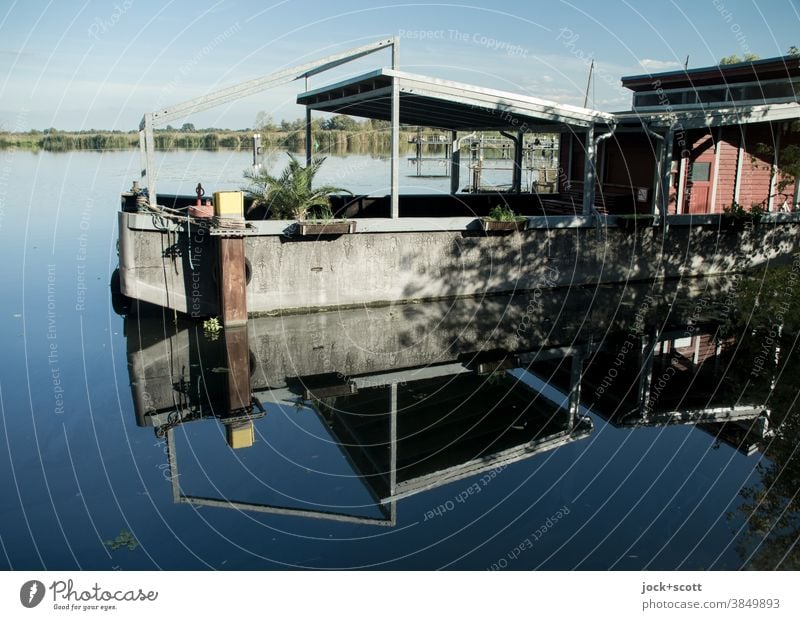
top-left (685, 159), bottom-right (714, 214)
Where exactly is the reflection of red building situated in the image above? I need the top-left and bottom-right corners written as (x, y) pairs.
top-left (659, 333), bottom-right (731, 367)
top-left (560, 55), bottom-right (800, 214)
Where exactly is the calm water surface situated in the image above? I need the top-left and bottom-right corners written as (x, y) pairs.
top-left (0, 149), bottom-right (797, 569)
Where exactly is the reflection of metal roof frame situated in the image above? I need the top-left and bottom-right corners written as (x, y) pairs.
top-left (388, 417), bottom-right (592, 502)
top-left (163, 426), bottom-right (397, 527)
top-left (309, 371), bottom-right (593, 504)
top-left (614, 406), bottom-right (769, 428)
top-left (156, 366), bottom-right (593, 527)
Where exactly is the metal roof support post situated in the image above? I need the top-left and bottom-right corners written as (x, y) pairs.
top-left (449, 130), bottom-right (460, 194)
top-left (637, 330), bottom-right (657, 420)
top-left (676, 151), bottom-right (687, 214)
top-left (794, 164), bottom-right (800, 210)
top-left (592, 124), bottom-right (618, 210)
top-left (252, 133), bottom-right (261, 171)
top-left (140, 113), bottom-right (157, 206)
top-left (659, 126), bottom-right (675, 222)
top-left (568, 350), bottom-right (584, 427)
top-left (138, 128), bottom-right (147, 186)
top-left (389, 381), bottom-right (398, 500)
top-left (500, 130), bottom-right (523, 192)
top-left (390, 36), bottom-right (400, 217)
top-left (514, 131), bottom-right (524, 192)
top-left (768, 129), bottom-right (780, 212)
top-left (582, 124), bottom-right (596, 216)
top-left (390, 75), bottom-right (400, 218)
top-left (709, 127), bottom-right (722, 213)
top-left (642, 124), bottom-right (664, 217)
top-left (734, 127), bottom-right (745, 205)
top-left (166, 428), bottom-right (180, 503)
top-left (650, 143), bottom-right (661, 217)
top-left (566, 132), bottom-right (573, 188)
top-left (305, 76), bottom-right (312, 168)
top-left (558, 132), bottom-right (573, 192)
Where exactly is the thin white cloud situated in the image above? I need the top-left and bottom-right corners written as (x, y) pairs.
top-left (639, 58), bottom-right (681, 70)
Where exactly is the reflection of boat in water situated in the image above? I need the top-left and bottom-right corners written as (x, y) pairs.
top-left (537, 326), bottom-right (772, 456)
top-left (127, 298), bottom-right (596, 525)
top-left (125, 276), bottom-right (771, 524)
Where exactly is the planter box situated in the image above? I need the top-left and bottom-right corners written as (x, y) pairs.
top-left (480, 218), bottom-right (527, 232)
top-left (296, 220), bottom-right (357, 236)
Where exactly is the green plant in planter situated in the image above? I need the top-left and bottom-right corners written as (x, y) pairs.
top-left (723, 201), bottom-right (749, 219)
top-left (723, 201), bottom-right (766, 224)
top-left (486, 204), bottom-right (524, 221)
top-left (305, 203), bottom-right (335, 223)
top-left (749, 202), bottom-right (767, 223)
top-left (243, 153), bottom-right (351, 220)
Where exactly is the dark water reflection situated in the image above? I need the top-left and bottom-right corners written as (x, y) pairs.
top-left (1, 151), bottom-right (798, 570)
top-left (110, 273), bottom-right (797, 569)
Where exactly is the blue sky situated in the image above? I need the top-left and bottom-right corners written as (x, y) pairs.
top-left (1, 0), bottom-right (798, 130)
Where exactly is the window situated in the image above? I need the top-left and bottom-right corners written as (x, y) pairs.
top-left (690, 162), bottom-right (711, 182)
top-left (734, 80), bottom-right (798, 102)
top-left (761, 81), bottom-right (795, 99)
top-left (633, 78), bottom-right (800, 109)
top-left (634, 93), bottom-right (663, 107)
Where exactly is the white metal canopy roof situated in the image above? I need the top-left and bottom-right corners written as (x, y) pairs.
top-left (297, 68), bottom-right (615, 130)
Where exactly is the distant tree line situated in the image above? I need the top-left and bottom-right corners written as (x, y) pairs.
top-left (0, 114), bottom-right (409, 152)
top-left (254, 112), bottom-right (391, 133)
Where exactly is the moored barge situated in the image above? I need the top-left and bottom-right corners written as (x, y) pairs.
top-left (116, 39), bottom-right (800, 320)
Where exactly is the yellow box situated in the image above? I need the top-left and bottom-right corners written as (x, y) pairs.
top-left (214, 191), bottom-right (244, 218)
top-left (226, 421), bottom-right (254, 450)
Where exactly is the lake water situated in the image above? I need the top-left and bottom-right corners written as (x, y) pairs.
top-left (0, 149), bottom-right (797, 570)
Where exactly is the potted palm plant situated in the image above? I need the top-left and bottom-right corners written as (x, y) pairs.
top-left (243, 153), bottom-right (354, 235)
top-left (480, 204), bottom-right (527, 232)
